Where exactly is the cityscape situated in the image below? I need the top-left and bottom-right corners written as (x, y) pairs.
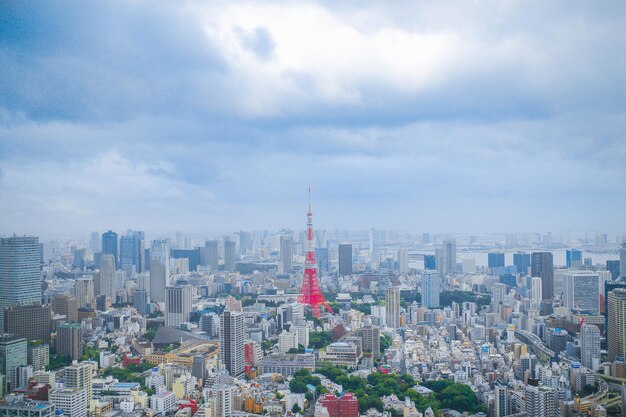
top-left (2, 2), bottom-right (626, 417)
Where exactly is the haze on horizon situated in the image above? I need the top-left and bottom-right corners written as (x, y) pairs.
top-left (1, 1), bottom-right (626, 236)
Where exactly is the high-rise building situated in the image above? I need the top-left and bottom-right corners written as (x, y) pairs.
top-left (524, 385), bottom-right (556, 417)
top-left (492, 283), bottom-right (507, 313)
top-left (0, 236), bottom-right (42, 333)
top-left (315, 248), bottom-right (329, 273)
top-left (98, 254), bottom-right (116, 302)
top-left (566, 249), bottom-right (583, 269)
top-left (441, 238), bottom-right (457, 275)
top-left (385, 287), bottom-right (400, 328)
top-left (201, 240), bottom-right (219, 272)
top-left (338, 244), bottom-right (352, 276)
top-left (0, 334), bottom-right (27, 391)
top-left (397, 249), bottom-right (408, 275)
top-left (52, 294), bottom-right (78, 323)
top-left (200, 313), bottom-right (220, 338)
top-left (361, 323), bottom-right (380, 358)
top-left (101, 230), bottom-right (119, 268)
top-left (580, 324), bottom-right (601, 371)
top-left (621, 242), bottom-right (626, 278)
top-left (27, 342), bottom-right (49, 371)
top-left (608, 288), bottom-right (626, 361)
top-left (89, 231), bottom-right (100, 252)
top-left (280, 235), bottom-right (293, 273)
top-left (133, 289), bottom-right (148, 315)
top-left (211, 384), bottom-right (234, 417)
top-left (150, 240), bottom-right (170, 303)
top-left (220, 310), bottom-right (244, 377)
top-left (423, 255), bottom-right (436, 270)
top-left (422, 270), bottom-right (441, 309)
top-left (3, 303), bottom-right (51, 343)
top-left (563, 271), bottom-right (599, 314)
top-left (50, 388), bottom-right (88, 417)
top-left (224, 239), bottom-right (236, 272)
top-left (488, 252), bottom-right (505, 268)
top-left (494, 380), bottom-right (510, 417)
top-left (75, 277), bottom-right (94, 309)
top-left (607, 260), bottom-right (621, 280)
top-left (57, 323), bottom-right (83, 361)
top-left (513, 252), bottom-right (531, 275)
top-left (531, 252), bottom-right (554, 301)
top-left (604, 278), bottom-right (626, 349)
top-left (531, 277), bottom-right (543, 304)
top-left (65, 361), bottom-right (93, 402)
top-left (165, 284), bottom-right (193, 328)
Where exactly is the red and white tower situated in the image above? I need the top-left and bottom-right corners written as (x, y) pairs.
top-left (297, 188), bottom-right (333, 318)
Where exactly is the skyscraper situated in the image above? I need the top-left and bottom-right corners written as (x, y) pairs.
top-left (0, 334), bottom-right (27, 391)
top-left (101, 230), bottom-right (119, 268)
top-left (315, 248), bottom-right (329, 273)
top-left (524, 385), bottom-right (556, 417)
top-left (580, 324), bottom-right (601, 370)
top-left (422, 270), bottom-right (441, 309)
top-left (150, 240), bottom-right (170, 303)
top-left (89, 231), bottom-right (100, 252)
top-left (423, 255), bottom-right (436, 270)
top-left (119, 231), bottom-right (145, 274)
top-left (607, 260), bottom-right (621, 280)
top-left (494, 380), bottom-right (510, 417)
top-left (165, 284), bottom-right (193, 328)
top-left (566, 249), bottom-right (583, 269)
top-left (608, 288), bottom-right (626, 361)
top-left (57, 323), bottom-right (83, 361)
top-left (488, 252), bottom-right (505, 268)
top-left (224, 239), bottom-right (236, 272)
top-left (201, 240), bottom-right (219, 271)
top-left (338, 244), bottom-right (353, 276)
top-left (0, 236), bottom-right (41, 333)
top-left (531, 252), bottom-right (554, 301)
top-left (385, 287), bottom-right (400, 328)
top-left (513, 252), bottom-right (531, 275)
top-left (362, 323), bottom-right (380, 358)
top-left (621, 242), bottom-right (626, 278)
top-left (280, 235), bottom-right (293, 273)
top-left (75, 277), bottom-right (94, 309)
top-left (3, 303), bottom-right (51, 343)
top-left (220, 310), bottom-right (244, 377)
top-left (99, 254), bottom-right (116, 302)
top-left (133, 289), bottom-right (148, 315)
top-left (531, 276), bottom-right (543, 304)
top-left (563, 271), bottom-right (599, 314)
top-left (65, 361), bottom-right (93, 402)
top-left (397, 249), bottom-right (408, 275)
top-left (52, 294), bottom-right (78, 323)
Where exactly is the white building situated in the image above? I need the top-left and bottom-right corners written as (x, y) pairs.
top-left (50, 388), bottom-right (88, 417)
top-left (279, 331), bottom-right (299, 354)
top-left (580, 324), bottom-right (601, 371)
top-left (150, 390), bottom-right (176, 414)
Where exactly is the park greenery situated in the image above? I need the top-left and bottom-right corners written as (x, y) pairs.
top-left (309, 331), bottom-right (333, 349)
top-left (439, 290), bottom-right (491, 309)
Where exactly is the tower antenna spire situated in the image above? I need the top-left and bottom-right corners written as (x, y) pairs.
top-left (308, 185), bottom-right (311, 214)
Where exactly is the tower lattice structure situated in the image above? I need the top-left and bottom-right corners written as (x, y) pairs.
top-left (297, 189), bottom-right (333, 318)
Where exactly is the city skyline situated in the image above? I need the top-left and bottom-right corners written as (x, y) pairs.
top-left (1, 1), bottom-right (626, 235)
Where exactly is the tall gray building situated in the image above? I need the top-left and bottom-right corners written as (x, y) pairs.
top-left (280, 235), bottom-right (293, 273)
top-left (621, 241), bottom-right (626, 278)
top-left (361, 323), bottom-right (380, 358)
top-left (338, 243), bottom-right (352, 276)
top-left (201, 240), bottom-right (219, 271)
top-left (531, 252), bottom-right (554, 301)
top-left (385, 287), bottom-right (400, 328)
top-left (441, 238), bottom-right (456, 276)
top-left (99, 254), bottom-right (116, 302)
top-left (580, 324), bottom-right (601, 370)
top-left (101, 230), bottom-right (119, 268)
top-left (150, 240), bottom-right (170, 303)
top-left (165, 284), bottom-right (193, 328)
top-left (0, 236), bottom-right (41, 333)
top-left (224, 239), bottom-right (236, 272)
top-left (220, 310), bottom-right (244, 377)
top-left (0, 334), bottom-right (27, 391)
top-left (422, 270), bottom-right (441, 309)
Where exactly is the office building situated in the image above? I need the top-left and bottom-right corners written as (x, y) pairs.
top-left (52, 294), bottom-right (78, 323)
top-left (3, 303), bottom-right (51, 343)
top-left (119, 230), bottom-right (145, 274)
top-left (220, 310), bottom-right (244, 377)
top-left (72, 248), bottom-right (86, 271)
top-left (494, 380), bottom-right (510, 417)
top-left (201, 240), bottom-right (219, 271)
top-left (150, 390), bottom-right (176, 414)
top-left (563, 271), bottom-right (599, 314)
top-left (165, 285), bottom-right (193, 328)
top-left (101, 230), bottom-right (118, 268)
top-left (98, 254), bottom-right (116, 302)
top-left (608, 288), bottom-right (626, 361)
top-left (607, 260), bottom-right (621, 280)
top-left (580, 324), bottom-right (601, 371)
top-left (27, 342), bottom-right (49, 371)
top-left (200, 313), bottom-right (220, 338)
top-left (0, 334), bottom-right (27, 391)
top-left (57, 323), bottom-right (83, 361)
top-left (566, 249), bottom-right (583, 269)
top-left (513, 252), bottom-right (531, 275)
top-left (65, 361), bottom-right (93, 402)
top-left (361, 323), bottom-right (380, 358)
top-left (621, 242), bottom-right (626, 278)
top-left (0, 236), bottom-right (41, 333)
top-left (50, 388), bottom-right (87, 417)
top-left (279, 330), bottom-right (298, 354)
top-left (74, 277), bottom-right (94, 309)
top-left (258, 353), bottom-right (315, 375)
top-left (385, 287), bottom-right (400, 328)
top-left (422, 270), bottom-right (441, 309)
top-left (488, 252), bottom-right (505, 269)
top-left (492, 283), bottom-right (507, 313)
top-left (224, 239), bottom-right (236, 272)
top-left (133, 289), bottom-right (148, 315)
top-left (318, 342), bottom-right (360, 367)
top-left (397, 249), bottom-right (408, 274)
top-left (172, 248), bottom-right (201, 272)
top-left (338, 244), bottom-right (352, 276)
top-left (211, 384), bottom-right (234, 417)
top-left (150, 240), bottom-right (170, 303)
top-left (280, 235), bottom-right (293, 273)
top-left (423, 255), bottom-right (436, 271)
top-left (531, 252), bottom-right (554, 301)
top-left (441, 238), bottom-right (456, 275)
top-left (531, 276), bottom-right (543, 304)
top-left (0, 400), bottom-right (55, 416)
top-left (315, 247), bottom-right (329, 273)
top-left (89, 231), bottom-right (100, 252)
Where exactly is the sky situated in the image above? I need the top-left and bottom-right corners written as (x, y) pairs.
top-left (1, 1), bottom-right (626, 237)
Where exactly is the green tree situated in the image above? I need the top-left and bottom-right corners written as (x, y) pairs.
top-left (291, 403), bottom-right (301, 414)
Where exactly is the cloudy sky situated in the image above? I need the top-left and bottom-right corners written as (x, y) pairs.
top-left (1, 1), bottom-right (625, 236)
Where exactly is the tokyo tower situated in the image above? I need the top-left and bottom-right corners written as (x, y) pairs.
top-left (297, 188), bottom-right (333, 318)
